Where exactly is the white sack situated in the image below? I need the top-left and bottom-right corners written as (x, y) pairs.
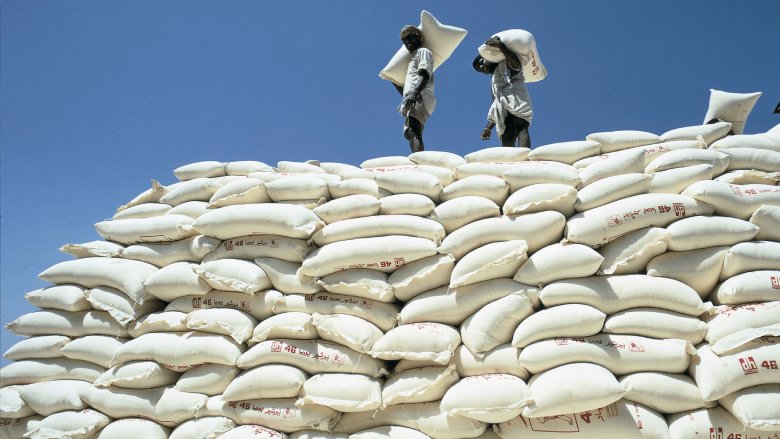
top-left (24, 284), bottom-right (90, 312)
top-left (511, 304), bottom-right (605, 348)
top-left (527, 140), bottom-right (600, 164)
top-left (441, 374), bottom-right (528, 423)
top-left (430, 196), bottom-right (500, 233)
top-left (194, 203), bottom-right (324, 240)
top-left (115, 332), bottom-right (244, 368)
top-left (312, 313), bottom-right (384, 353)
top-left (95, 361), bottom-right (180, 389)
top-left (620, 372), bottom-right (713, 414)
top-left (750, 205), bottom-right (780, 241)
top-left (460, 291), bottom-right (534, 353)
top-left (378, 193), bottom-right (435, 216)
top-left (174, 161), bottom-right (226, 181)
top-left (79, 386), bottom-right (207, 427)
top-left (464, 146), bottom-right (530, 163)
top-left (0, 358), bottom-right (105, 386)
top-left (60, 240), bottom-right (124, 258)
top-left (24, 409), bottom-right (109, 439)
top-left (3, 335), bottom-right (70, 361)
top-left (316, 269), bottom-right (393, 302)
top-left (371, 323), bottom-right (461, 364)
top-left (388, 253), bottom-right (455, 302)
top-left (222, 364), bottom-right (307, 401)
top-left (450, 240), bottom-right (528, 288)
top-left (169, 417), bottom-right (236, 439)
top-left (273, 292), bottom-right (398, 332)
top-left (60, 335), bottom-right (127, 368)
top-left (143, 262), bottom-right (212, 301)
top-left (255, 258), bottom-right (320, 295)
top-left (477, 28), bottom-right (546, 82)
top-left (313, 194), bottom-right (381, 224)
top-left (250, 312), bottom-right (317, 343)
top-left (208, 178), bottom-right (270, 208)
top-left (721, 241), bottom-right (780, 279)
top-left (381, 364), bottom-right (459, 407)
top-left (713, 270), bottom-right (780, 305)
top-left (165, 290), bottom-right (281, 321)
top-left (503, 183), bottom-right (577, 216)
top-left (719, 384), bottom-right (780, 432)
top-left (454, 344), bottom-right (528, 379)
top-left (682, 180), bottom-right (780, 220)
top-left (297, 373), bottom-right (382, 412)
top-left (703, 89), bottom-right (762, 134)
top-left (703, 301), bottom-right (780, 353)
top-left (312, 215), bottom-right (445, 246)
top-left (186, 308), bottom-right (258, 343)
top-left (661, 121), bottom-right (732, 144)
top-left (6, 310), bottom-right (127, 338)
top-left (603, 308), bottom-right (709, 344)
top-left (514, 243), bottom-right (603, 286)
top-left (668, 407), bottom-right (769, 439)
top-left (575, 173), bottom-right (653, 212)
top-left (646, 246), bottom-right (729, 298)
top-left (38, 258), bottom-right (157, 304)
top-left (586, 130), bottom-right (662, 153)
top-left (194, 259), bottom-right (271, 294)
top-left (120, 235), bottom-right (221, 267)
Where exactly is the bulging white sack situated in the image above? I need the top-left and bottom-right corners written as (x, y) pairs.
top-left (120, 235), bottom-right (221, 267)
top-left (300, 236), bottom-right (437, 278)
top-left (116, 179), bottom-right (169, 213)
top-left (539, 274), bottom-right (711, 316)
top-left (0, 358), bottom-right (106, 386)
top-left (703, 89), bottom-right (762, 134)
top-left (381, 364), bottom-right (459, 407)
top-left (620, 372), bottom-right (713, 414)
top-left (503, 165), bottom-right (579, 198)
top-left (95, 361), bottom-right (180, 389)
top-left (166, 200), bottom-right (209, 219)
top-left (575, 173), bottom-right (653, 212)
top-left (719, 384), bottom-right (780, 432)
top-left (713, 270), bottom-right (780, 305)
top-left (143, 262), bottom-right (212, 301)
top-left (361, 156), bottom-right (414, 168)
top-left (169, 416), bottom-right (236, 439)
top-left (312, 313), bottom-right (384, 353)
top-left (16, 380), bottom-right (90, 416)
top-left (454, 344), bottom-right (528, 379)
top-left (174, 161), bottom-right (226, 181)
top-left (266, 175), bottom-right (330, 202)
top-left (441, 374), bottom-right (528, 423)
top-left (440, 176), bottom-right (509, 206)
top-left (648, 164), bottom-right (715, 194)
top-left (60, 239), bottom-right (125, 258)
top-left (450, 240), bottom-right (528, 288)
top-left (335, 401), bottom-right (486, 439)
top-left (250, 312), bottom-right (317, 344)
top-left (38, 257), bottom-right (158, 304)
top-left (511, 304), bottom-right (605, 348)
top-left (127, 311), bottom-right (188, 339)
top-left (161, 177), bottom-right (237, 206)
top-left (373, 170), bottom-right (442, 201)
top-left (716, 169), bottom-right (780, 185)
top-left (237, 339), bottom-right (387, 378)
top-left (3, 335), bottom-right (70, 361)
top-left (603, 308), bottom-right (709, 344)
top-left (86, 286), bottom-right (163, 326)
top-left (207, 236), bottom-right (308, 266)
top-left (710, 131), bottom-right (780, 152)
top-left (388, 253), bottom-right (455, 302)
top-left (313, 194), bottom-right (381, 224)
top-left (379, 193), bottom-right (436, 216)
top-left (273, 291), bottom-right (399, 332)
top-left (646, 246), bottom-right (729, 298)
top-left (222, 364), bottom-right (308, 400)
top-left (194, 259), bottom-right (271, 294)
top-left (312, 215), bottom-right (445, 247)
top-left (521, 362), bottom-right (625, 418)
top-left (327, 178), bottom-right (384, 199)
top-left (165, 290), bottom-right (281, 321)
top-left (519, 333), bottom-right (694, 375)
top-left (717, 147), bottom-right (780, 173)
top-left (454, 162), bottom-right (527, 179)
top-left (666, 216), bottom-right (758, 251)
top-left (514, 243), bottom-right (603, 286)
top-left (586, 130), bottom-right (662, 153)
top-left (682, 180), bottom-right (780, 220)
top-left (115, 332), bottom-right (244, 368)
top-left (194, 203), bottom-right (324, 240)
top-left (668, 407), bottom-right (770, 439)
top-left (645, 148), bottom-right (731, 176)
top-left (464, 146), bottom-right (530, 163)
top-left (503, 184), bottom-right (577, 216)
top-left (477, 28), bottom-right (546, 82)
top-left (225, 160), bottom-right (274, 175)
top-left (24, 409), bottom-right (109, 439)
top-left (379, 10), bottom-right (467, 86)
top-left (371, 323), bottom-right (461, 364)
top-left (60, 335), bottom-right (127, 368)
top-left (214, 424), bottom-right (292, 438)
top-left (409, 150), bottom-right (466, 169)
top-left (721, 241), bottom-right (780, 279)
top-left (316, 269), bottom-right (392, 302)
top-left (349, 426), bottom-right (430, 439)
top-left (661, 121), bottom-right (732, 144)
top-left (79, 386), bottom-right (207, 427)
top-left (399, 279), bottom-right (538, 326)
top-left (0, 386), bottom-right (34, 419)
top-left (430, 196), bottom-right (500, 233)
top-left (597, 227), bottom-right (669, 275)
top-left (96, 419), bottom-right (170, 439)
top-left (297, 373), bottom-right (382, 412)
top-left (703, 301), bottom-right (780, 353)
top-left (6, 310), bottom-right (128, 338)
top-left (176, 363), bottom-right (238, 399)
top-left (578, 149), bottom-right (647, 187)
top-left (186, 308), bottom-right (258, 343)
top-left (564, 193), bottom-right (714, 247)
top-left (276, 160), bottom-right (326, 173)
top-left (527, 140), bottom-right (600, 164)
top-left (497, 400), bottom-right (670, 439)
top-left (208, 178), bottom-right (270, 208)
top-left (460, 291), bottom-right (534, 353)
top-left (24, 284), bottom-right (90, 312)
top-left (255, 258), bottom-right (319, 295)
top-left (438, 211), bottom-right (565, 260)
top-left (689, 338), bottom-right (780, 401)
top-left (750, 205), bottom-right (780, 241)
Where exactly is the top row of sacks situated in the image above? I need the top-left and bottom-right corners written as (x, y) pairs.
top-left (169, 121), bottom-right (780, 182)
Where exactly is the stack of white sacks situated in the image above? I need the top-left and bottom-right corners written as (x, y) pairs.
top-left (3, 117), bottom-right (780, 438)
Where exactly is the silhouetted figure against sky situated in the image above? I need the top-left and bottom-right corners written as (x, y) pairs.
top-left (394, 25), bottom-right (435, 153)
top-left (474, 36), bottom-right (532, 148)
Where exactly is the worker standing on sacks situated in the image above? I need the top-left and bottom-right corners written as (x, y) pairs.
top-left (474, 37), bottom-right (532, 149)
top-left (395, 25), bottom-right (436, 153)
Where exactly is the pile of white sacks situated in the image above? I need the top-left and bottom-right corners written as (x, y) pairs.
top-left (2, 119), bottom-right (780, 439)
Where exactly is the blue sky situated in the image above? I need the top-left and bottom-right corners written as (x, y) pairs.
top-left (1, 1), bottom-right (778, 360)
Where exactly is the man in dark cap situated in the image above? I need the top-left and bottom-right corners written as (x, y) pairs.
top-left (393, 25), bottom-right (435, 152)
top-left (473, 36), bottom-right (532, 148)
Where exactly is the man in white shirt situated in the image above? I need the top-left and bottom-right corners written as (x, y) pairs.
top-left (474, 36), bottom-right (533, 148)
top-left (394, 25), bottom-right (436, 152)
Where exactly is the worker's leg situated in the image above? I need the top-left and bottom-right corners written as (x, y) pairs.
top-left (518, 118), bottom-right (531, 149)
top-left (404, 116), bottom-right (425, 152)
top-left (500, 114), bottom-right (523, 147)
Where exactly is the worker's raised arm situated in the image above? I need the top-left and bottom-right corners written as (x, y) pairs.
top-left (485, 36), bottom-right (522, 71)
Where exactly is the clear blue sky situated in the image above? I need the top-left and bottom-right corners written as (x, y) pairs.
top-left (1, 1), bottom-right (778, 361)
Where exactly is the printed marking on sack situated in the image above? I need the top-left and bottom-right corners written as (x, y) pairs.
top-left (771, 276), bottom-right (780, 289)
top-left (739, 356), bottom-right (758, 375)
top-left (528, 414), bottom-right (579, 432)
